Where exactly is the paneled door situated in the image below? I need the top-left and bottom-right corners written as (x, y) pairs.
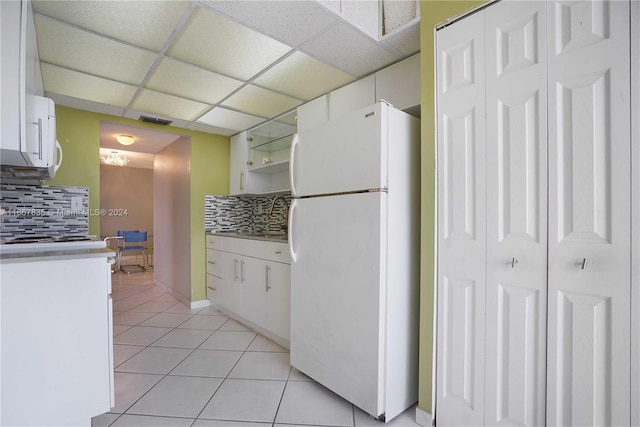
top-left (435, 10), bottom-right (487, 426)
top-left (484, 2), bottom-right (548, 426)
top-left (547, 1), bottom-right (631, 426)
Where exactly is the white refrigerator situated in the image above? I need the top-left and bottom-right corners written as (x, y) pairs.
top-left (288, 101), bottom-right (420, 422)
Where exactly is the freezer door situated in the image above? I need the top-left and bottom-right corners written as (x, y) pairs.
top-left (290, 102), bottom-right (388, 197)
top-left (289, 192), bottom-right (387, 418)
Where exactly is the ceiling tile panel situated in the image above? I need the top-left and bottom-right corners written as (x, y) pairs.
top-left (35, 16), bottom-right (157, 85)
top-left (131, 89), bottom-right (211, 121)
top-left (254, 51), bottom-right (354, 101)
top-left (381, 23), bottom-right (421, 56)
top-left (33, 1), bottom-right (189, 52)
top-left (202, 1), bottom-right (336, 47)
top-left (196, 107), bottom-right (266, 132)
top-left (41, 63), bottom-right (137, 107)
top-left (167, 6), bottom-right (292, 81)
top-left (221, 85), bottom-right (302, 119)
top-left (146, 57), bottom-right (243, 105)
top-left (301, 22), bottom-right (401, 77)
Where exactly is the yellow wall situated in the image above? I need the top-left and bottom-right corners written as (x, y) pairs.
top-left (418, 0), bottom-right (485, 415)
top-left (50, 106), bottom-right (229, 302)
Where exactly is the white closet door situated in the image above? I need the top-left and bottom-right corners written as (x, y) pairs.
top-left (435, 10), bottom-right (486, 426)
top-left (547, 1), bottom-right (631, 426)
top-left (484, 2), bottom-right (547, 426)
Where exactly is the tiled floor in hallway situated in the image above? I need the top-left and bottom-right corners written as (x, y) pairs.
top-left (92, 270), bottom-right (420, 427)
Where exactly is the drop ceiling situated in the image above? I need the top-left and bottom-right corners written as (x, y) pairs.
top-left (33, 0), bottom-right (420, 139)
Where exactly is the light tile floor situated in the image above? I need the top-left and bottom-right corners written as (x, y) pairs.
top-left (93, 271), bottom-right (420, 427)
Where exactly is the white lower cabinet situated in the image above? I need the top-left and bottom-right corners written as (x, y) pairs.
top-left (206, 234), bottom-right (290, 346)
top-left (266, 260), bottom-right (291, 341)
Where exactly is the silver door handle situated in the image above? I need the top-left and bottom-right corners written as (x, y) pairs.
top-left (511, 258), bottom-right (518, 268)
top-left (234, 258), bottom-right (239, 281)
top-left (240, 172), bottom-right (245, 191)
top-left (266, 265), bottom-right (271, 291)
top-left (581, 258), bottom-right (588, 270)
top-left (240, 260), bottom-right (245, 283)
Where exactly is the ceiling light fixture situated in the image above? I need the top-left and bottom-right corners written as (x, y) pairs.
top-left (101, 151), bottom-right (129, 167)
top-left (116, 134), bottom-right (135, 145)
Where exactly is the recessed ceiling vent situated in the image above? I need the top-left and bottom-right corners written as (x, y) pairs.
top-left (139, 115), bottom-right (172, 126)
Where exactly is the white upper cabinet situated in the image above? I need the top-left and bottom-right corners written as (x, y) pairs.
top-left (230, 131), bottom-right (268, 196)
top-left (296, 95), bottom-right (328, 133)
top-left (375, 53), bottom-right (420, 112)
top-left (329, 74), bottom-right (376, 120)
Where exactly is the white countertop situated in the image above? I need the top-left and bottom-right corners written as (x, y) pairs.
top-left (206, 231), bottom-right (288, 243)
top-left (0, 247), bottom-right (116, 264)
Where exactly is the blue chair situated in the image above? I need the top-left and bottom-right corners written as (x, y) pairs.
top-left (117, 230), bottom-right (148, 273)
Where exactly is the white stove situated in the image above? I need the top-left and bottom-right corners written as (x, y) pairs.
top-left (0, 235), bottom-right (106, 253)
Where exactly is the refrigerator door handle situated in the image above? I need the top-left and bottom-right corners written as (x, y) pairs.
top-left (288, 199), bottom-right (298, 262)
top-left (289, 133), bottom-right (299, 197)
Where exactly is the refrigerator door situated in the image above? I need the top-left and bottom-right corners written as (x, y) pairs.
top-left (290, 102), bottom-right (388, 197)
top-left (289, 191), bottom-right (388, 418)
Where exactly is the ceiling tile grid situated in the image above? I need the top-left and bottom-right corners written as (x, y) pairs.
top-left (31, 0), bottom-right (420, 142)
top-left (33, 0), bottom-right (190, 52)
top-left (35, 15), bottom-right (157, 85)
top-left (166, 6), bottom-right (292, 81)
top-left (145, 57), bottom-right (244, 106)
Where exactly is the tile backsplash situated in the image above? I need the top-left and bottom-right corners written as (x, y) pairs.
top-left (0, 184), bottom-right (89, 239)
top-left (205, 194), bottom-right (291, 233)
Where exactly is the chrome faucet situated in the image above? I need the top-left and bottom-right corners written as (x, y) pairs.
top-left (268, 195), bottom-right (289, 230)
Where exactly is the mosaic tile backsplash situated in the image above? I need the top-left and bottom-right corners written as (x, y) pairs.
top-left (205, 194), bottom-right (291, 233)
top-left (0, 184), bottom-right (89, 239)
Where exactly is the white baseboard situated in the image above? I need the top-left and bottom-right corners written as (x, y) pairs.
top-left (190, 299), bottom-right (211, 310)
top-left (416, 407), bottom-right (432, 427)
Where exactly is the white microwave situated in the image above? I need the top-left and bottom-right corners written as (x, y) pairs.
top-left (0, 95), bottom-right (63, 183)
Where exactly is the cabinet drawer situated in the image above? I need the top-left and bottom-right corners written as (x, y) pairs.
top-left (225, 238), bottom-right (265, 259)
top-left (206, 249), bottom-right (222, 277)
top-left (206, 234), bottom-right (224, 250)
top-left (265, 242), bottom-right (290, 264)
top-left (206, 274), bottom-right (220, 298)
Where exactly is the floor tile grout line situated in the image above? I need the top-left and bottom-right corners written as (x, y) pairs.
top-left (192, 326), bottom-right (262, 421)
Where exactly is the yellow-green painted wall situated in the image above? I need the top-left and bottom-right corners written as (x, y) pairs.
top-left (50, 106), bottom-right (229, 302)
top-left (418, 0), bottom-right (485, 415)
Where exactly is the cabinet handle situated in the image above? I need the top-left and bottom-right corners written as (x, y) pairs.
top-left (240, 260), bottom-right (245, 283)
top-left (275, 251), bottom-right (282, 254)
top-left (266, 265), bottom-right (271, 291)
top-left (240, 172), bottom-right (245, 191)
top-left (511, 258), bottom-right (518, 268)
top-left (207, 286), bottom-right (216, 291)
top-left (35, 118), bottom-right (43, 160)
top-left (207, 261), bottom-right (216, 265)
top-left (234, 258), bottom-right (239, 281)
top-left (581, 258), bottom-right (588, 270)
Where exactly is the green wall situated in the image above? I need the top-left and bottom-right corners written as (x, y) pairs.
top-left (418, 0), bottom-right (486, 416)
top-left (50, 105), bottom-right (229, 302)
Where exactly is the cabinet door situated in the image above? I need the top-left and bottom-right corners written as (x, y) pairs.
top-left (240, 256), bottom-right (266, 328)
top-left (435, 10), bottom-right (487, 427)
top-left (375, 53), bottom-right (420, 112)
top-left (297, 95), bottom-right (328, 132)
top-left (484, 2), bottom-right (548, 426)
top-left (229, 132), bottom-right (248, 195)
top-left (266, 261), bottom-right (291, 341)
top-left (328, 75), bottom-right (375, 120)
top-left (217, 252), bottom-right (242, 314)
top-left (547, 1), bottom-right (631, 426)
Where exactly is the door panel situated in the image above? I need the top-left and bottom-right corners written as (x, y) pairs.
top-left (291, 103), bottom-right (386, 197)
top-left (547, 1), bottom-right (631, 426)
top-left (290, 192), bottom-right (385, 417)
top-left (484, 2), bottom-right (548, 426)
top-left (435, 10), bottom-right (486, 426)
